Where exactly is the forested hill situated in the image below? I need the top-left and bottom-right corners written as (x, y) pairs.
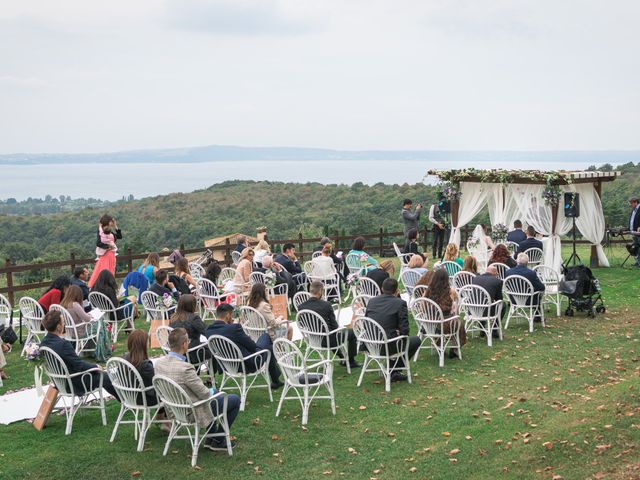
top-left (1, 161), bottom-right (638, 265)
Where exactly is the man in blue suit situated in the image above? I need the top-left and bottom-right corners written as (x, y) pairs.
top-left (516, 226), bottom-right (544, 255)
top-left (504, 253), bottom-right (545, 322)
top-left (205, 304), bottom-right (282, 389)
top-left (506, 220), bottom-right (527, 244)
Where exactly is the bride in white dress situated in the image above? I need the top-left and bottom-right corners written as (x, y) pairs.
top-left (467, 225), bottom-right (494, 272)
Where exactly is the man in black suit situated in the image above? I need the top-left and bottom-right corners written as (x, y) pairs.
top-left (628, 197), bottom-right (640, 266)
top-left (506, 220), bottom-right (527, 244)
top-left (70, 266), bottom-right (91, 311)
top-left (274, 243), bottom-right (303, 276)
top-left (297, 281), bottom-right (360, 368)
top-left (504, 253), bottom-right (545, 322)
top-left (39, 310), bottom-right (119, 399)
top-left (234, 235), bottom-right (249, 254)
top-left (471, 265), bottom-right (505, 331)
top-left (516, 226), bottom-right (544, 255)
top-left (204, 304), bottom-right (282, 389)
top-left (365, 278), bottom-right (420, 382)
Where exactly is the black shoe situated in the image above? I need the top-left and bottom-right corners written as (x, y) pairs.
top-left (390, 372), bottom-right (408, 382)
top-left (205, 438), bottom-right (236, 450)
top-left (448, 349), bottom-right (461, 359)
top-left (270, 380), bottom-right (284, 390)
top-left (348, 360), bottom-right (361, 368)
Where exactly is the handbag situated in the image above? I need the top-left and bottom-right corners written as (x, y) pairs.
top-left (0, 325), bottom-right (18, 345)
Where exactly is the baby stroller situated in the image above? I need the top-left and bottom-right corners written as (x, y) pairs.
top-left (559, 265), bottom-right (606, 318)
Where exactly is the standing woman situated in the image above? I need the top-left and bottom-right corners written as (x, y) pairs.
top-left (88, 214), bottom-right (122, 288)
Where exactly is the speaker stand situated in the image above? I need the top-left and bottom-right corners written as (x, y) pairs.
top-left (565, 217), bottom-right (582, 267)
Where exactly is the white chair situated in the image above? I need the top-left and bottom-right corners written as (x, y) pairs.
top-left (106, 357), bottom-right (165, 452)
top-left (452, 271), bottom-right (475, 293)
top-left (231, 250), bottom-right (242, 266)
top-left (153, 375), bottom-right (232, 467)
top-left (506, 241), bottom-right (520, 256)
top-left (88, 291), bottom-right (134, 343)
top-left (467, 241), bottom-right (490, 273)
top-left (410, 298), bottom-right (462, 366)
top-left (273, 338), bottom-right (335, 425)
top-left (155, 325), bottom-right (216, 386)
top-left (49, 304), bottom-right (99, 357)
top-left (458, 285), bottom-right (504, 347)
top-left (345, 252), bottom-right (366, 276)
top-left (156, 325), bottom-right (173, 354)
top-left (196, 278), bottom-right (222, 321)
top-left (40, 346), bottom-right (107, 435)
top-left (293, 291), bottom-right (313, 311)
top-left (410, 285), bottom-right (429, 306)
top-left (353, 316), bottom-right (412, 392)
top-left (237, 306), bottom-right (268, 342)
top-left (492, 262), bottom-right (509, 280)
top-left (351, 294), bottom-right (373, 318)
top-left (441, 261), bottom-right (462, 277)
top-left (297, 309), bottom-right (351, 374)
top-left (503, 275), bottom-right (545, 332)
top-left (533, 265), bottom-right (561, 317)
top-left (525, 247), bottom-right (544, 268)
top-left (0, 294), bottom-right (11, 329)
top-left (189, 262), bottom-right (205, 280)
top-left (207, 335), bottom-right (273, 411)
top-left (393, 242), bottom-right (414, 274)
top-left (19, 297), bottom-right (46, 355)
top-left (357, 277), bottom-right (381, 297)
top-left (303, 261), bottom-right (314, 276)
top-left (219, 267), bottom-right (237, 285)
top-left (140, 291), bottom-right (170, 322)
top-left (399, 270), bottom-right (421, 296)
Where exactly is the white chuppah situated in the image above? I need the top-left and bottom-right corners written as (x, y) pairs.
top-left (427, 170), bottom-right (620, 272)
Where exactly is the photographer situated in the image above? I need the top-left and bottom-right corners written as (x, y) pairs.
top-left (402, 199), bottom-right (421, 239)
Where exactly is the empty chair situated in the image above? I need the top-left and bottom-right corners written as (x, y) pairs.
top-left (458, 285), bottom-right (504, 347)
top-left (249, 271), bottom-right (267, 286)
top-left (297, 309), bottom-right (351, 374)
top-left (88, 291), bottom-right (134, 343)
top-left (452, 271), bottom-right (475, 293)
top-left (19, 296), bottom-right (46, 355)
top-left (524, 247), bottom-right (544, 268)
top-left (441, 261), bottom-right (462, 277)
top-left (49, 304), bottom-right (99, 357)
top-left (491, 262), bottom-right (509, 280)
top-left (353, 316), bottom-right (412, 392)
top-left (207, 335), bottom-right (273, 411)
top-left (39, 346), bottom-right (107, 435)
top-left (106, 357), bottom-right (164, 452)
top-left (392, 242), bottom-right (414, 273)
top-left (503, 275), bottom-right (545, 332)
top-left (195, 278), bottom-right (222, 321)
top-left (218, 267), bottom-right (237, 285)
top-left (231, 250), bottom-right (242, 267)
top-left (410, 298), bottom-right (462, 366)
top-left (156, 325), bottom-right (173, 354)
top-left (153, 375), bottom-right (232, 467)
top-left (357, 277), bottom-right (381, 297)
top-left (237, 306), bottom-right (268, 342)
top-left (272, 338), bottom-right (335, 425)
top-left (533, 265), bottom-right (561, 317)
top-left (399, 270), bottom-right (421, 296)
top-left (189, 262), bottom-right (205, 280)
top-left (293, 291), bottom-right (313, 312)
top-left (140, 291), bottom-right (170, 322)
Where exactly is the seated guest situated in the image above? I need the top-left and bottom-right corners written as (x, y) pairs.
top-left (123, 329), bottom-right (158, 406)
top-left (348, 236), bottom-right (378, 271)
top-left (154, 327), bottom-right (240, 450)
top-left (274, 243), bottom-right (303, 276)
top-left (258, 256), bottom-right (296, 299)
top-left (170, 294), bottom-right (208, 363)
top-left (507, 220), bottom-right (527, 244)
top-left (403, 228), bottom-right (421, 255)
top-left (70, 266), bottom-right (91, 310)
top-left (204, 260), bottom-right (222, 285)
top-left (38, 276), bottom-right (71, 313)
top-left (366, 260), bottom-right (395, 290)
top-left (248, 283), bottom-right (292, 340)
top-left (442, 243), bottom-right (464, 268)
top-left (488, 243), bottom-right (517, 268)
top-left (233, 248), bottom-right (255, 294)
top-left (311, 243), bottom-right (337, 279)
top-left (205, 304), bottom-right (283, 389)
top-left (472, 265), bottom-right (505, 325)
top-left (40, 310), bottom-right (119, 399)
top-left (314, 237), bottom-right (347, 280)
top-left (0, 339), bottom-right (8, 381)
top-left (137, 253), bottom-right (160, 286)
top-left (298, 281), bottom-right (360, 368)
top-left (91, 270), bottom-right (135, 321)
top-left (463, 256), bottom-right (479, 275)
top-left (516, 226), bottom-right (544, 255)
top-left (365, 278), bottom-right (420, 382)
top-left (414, 270), bottom-right (434, 293)
top-left (149, 270), bottom-right (180, 303)
top-left (171, 258), bottom-right (197, 295)
top-left (235, 235), bottom-right (250, 254)
top-left (253, 240), bottom-right (271, 266)
top-left (60, 285), bottom-right (93, 339)
top-left (407, 254), bottom-right (428, 276)
top-left (426, 269), bottom-right (466, 358)
top-left (504, 253), bottom-right (545, 322)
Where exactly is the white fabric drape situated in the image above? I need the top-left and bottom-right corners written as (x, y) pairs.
top-left (486, 183), bottom-right (519, 227)
top-left (567, 183), bottom-right (610, 267)
top-left (449, 182), bottom-right (487, 247)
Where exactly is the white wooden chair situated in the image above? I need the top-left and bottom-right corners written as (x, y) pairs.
top-left (441, 261), bottom-right (462, 277)
top-left (452, 271), bottom-right (475, 293)
top-left (458, 285), bottom-right (504, 347)
top-left (153, 375), bottom-right (232, 467)
top-left (351, 294), bottom-right (373, 319)
top-left (399, 270), bottom-right (421, 296)
top-left (410, 298), bottom-right (462, 366)
top-left (207, 335), bottom-right (273, 411)
top-left (353, 316), bottom-right (412, 392)
top-left (312, 251), bottom-right (323, 259)
top-left (533, 265), bottom-right (561, 317)
top-left (272, 338), bottom-right (335, 425)
top-left (393, 242), bottom-right (414, 274)
top-left (237, 306), bottom-right (268, 342)
top-left (196, 278), bottom-right (223, 321)
top-left (88, 291), bottom-right (134, 343)
top-left (40, 346), bottom-right (107, 435)
top-left (506, 241), bottom-right (520, 256)
top-left (155, 325), bottom-right (173, 354)
top-left (356, 276), bottom-right (381, 297)
top-left (303, 261), bottom-right (314, 276)
top-left (49, 304), bottom-right (99, 357)
top-left (189, 262), bottom-right (205, 280)
top-left (155, 325), bottom-right (216, 386)
top-left (293, 291), bottom-right (313, 312)
top-left (525, 247), bottom-right (544, 268)
top-left (297, 309), bottom-right (351, 374)
top-left (106, 357), bottom-right (165, 452)
top-left (345, 252), bottom-right (366, 276)
top-left (219, 267), bottom-right (237, 285)
top-left (19, 297), bottom-right (46, 355)
top-left (231, 250), bottom-right (242, 266)
top-left (410, 285), bottom-right (429, 306)
top-left (492, 262), bottom-right (509, 280)
top-left (503, 275), bottom-right (545, 332)
top-left (0, 294), bottom-right (11, 329)
top-left (140, 291), bottom-right (170, 322)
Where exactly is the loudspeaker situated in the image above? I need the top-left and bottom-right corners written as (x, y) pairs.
top-left (564, 192), bottom-right (580, 218)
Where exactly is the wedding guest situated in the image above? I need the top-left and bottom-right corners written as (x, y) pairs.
top-left (488, 243), bottom-right (517, 268)
top-left (233, 248), bottom-right (255, 294)
top-left (313, 237), bottom-right (347, 280)
top-left (407, 254), bottom-right (428, 275)
top-left (507, 220), bottom-right (527, 244)
top-left (149, 270), bottom-right (180, 305)
top-left (137, 253), bottom-right (160, 286)
top-left (311, 243), bottom-right (337, 278)
top-left (366, 260), bottom-right (395, 290)
top-left (123, 329), bottom-right (158, 406)
top-left (204, 260), bottom-right (222, 285)
top-left (88, 214), bottom-right (122, 288)
top-left (348, 236), bottom-right (378, 271)
top-left (403, 228), bottom-right (421, 256)
top-left (414, 270), bottom-right (435, 292)
top-left (248, 283), bottom-right (292, 340)
top-left (253, 239), bottom-right (271, 265)
top-left (234, 235), bottom-right (249, 254)
top-left (504, 253), bottom-right (545, 322)
top-left (171, 257), bottom-right (196, 295)
top-left (70, 266), bottom-right (91, 309)
top-left (259, 256), bottom-right (296, 299)
top-left (442, 243), bottom-right (464, 268)
top-left (60, 285), bottom-right (93, 339)
top-left (463, 256), bottom-right (479, 275)
top-left (91, 270), bottom-right (135, 321)
top-left (0, 339), bottom-right (8, 381)
top-left (38, 276), bottom-right (71, 313)
top-left (169, 294), bottom-right (207, 359)
top-left (516, 226), bottom-right (544, 254)
top-left (426, 269), bottom-right (466, 358)
top-left (274, 243), bottom-right (303, 276)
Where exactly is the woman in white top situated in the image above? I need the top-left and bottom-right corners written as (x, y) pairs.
top-left (311, 244), bottom-right (337, 278)
top-left (253, 239), bottom-right (271, 265)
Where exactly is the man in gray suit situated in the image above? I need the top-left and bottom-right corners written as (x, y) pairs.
top-left (154, 328), bottom-right (241, 450)
top-left (402, 198), bottom-right (421, 238)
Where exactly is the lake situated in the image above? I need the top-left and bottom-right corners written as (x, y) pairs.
top-left (0, 158), bottom-right (613, 201)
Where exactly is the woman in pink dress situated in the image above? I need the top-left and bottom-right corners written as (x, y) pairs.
top-left (88, 214), bottom-right (122, 288)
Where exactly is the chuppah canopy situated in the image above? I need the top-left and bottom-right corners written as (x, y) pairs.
top-left (426, 169), bottom-right (621, 272)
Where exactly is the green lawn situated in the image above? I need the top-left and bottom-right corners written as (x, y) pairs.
top-left (1, 246), bottom-right (639, 479)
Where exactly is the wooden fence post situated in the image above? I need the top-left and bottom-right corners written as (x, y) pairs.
top-left (225, 238), bottom-right (231, 266)
top-left (126, 246), bottom-right (133, 273)
top-left (298, 233), bottom-right (304, 261)
top-left (179, 243), bottom-right (185, 256)
top-left (379, 227), bottom-right (384, 256)
top-left (5, 258), bottom-right (14, 307)
top-left (69, 251), bottom-right (76, 273)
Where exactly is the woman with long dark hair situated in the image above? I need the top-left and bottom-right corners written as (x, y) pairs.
top-left (91, 270), bottom-right (134, 321)
top-left (488, 243), bottom-right (517, 268)
top-left (38, 275), bottom-right (71, 312)
top-left (123, 329), bottom-right (157, 406)
top-left (426, 269), bottom-right (466, 358)
top-left (88, 214), bottom-right (122, 288)
top-left (169, 294), bottom-right (206, 352)
top-left (248, 283), bottom-right (292, 340)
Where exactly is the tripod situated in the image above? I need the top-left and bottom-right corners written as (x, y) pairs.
top-left (565, 217), bottom-right (582, 267)
top-left (619, 232), bottom-right (634, 267)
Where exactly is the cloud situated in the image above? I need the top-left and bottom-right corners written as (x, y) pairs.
top-left (0, 75), bottom-right (51, 89)
top-left (166, 0), bottom-right (319, 36)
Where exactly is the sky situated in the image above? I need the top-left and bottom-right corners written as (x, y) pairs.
top-left (1, 0), bottom-right (639, 154)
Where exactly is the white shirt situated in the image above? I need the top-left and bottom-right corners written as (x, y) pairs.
top-left (428, 204), bottom-right (440, 225)
top-left (311, 256), bottom-right (336, 278)
top-left (630, 206), bottom-right (639, 232)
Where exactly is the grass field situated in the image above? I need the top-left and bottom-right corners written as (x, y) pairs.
top-left (1, 245), bottom-right (639, 479)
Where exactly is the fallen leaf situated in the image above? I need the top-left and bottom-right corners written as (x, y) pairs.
top-left (465, 435), bottom-right (472, 440)
top-left (359, 406), bottom-right (367, 411)
top-left (448, 448), bottom-right (461, 456)
top-left (131, 472), bottom-right (141, 478)
top-left (409, 467), bottom-right (417, 473)
top-left (442, 432), bottom-right (451, 437)
top-left (543, 441), bottom-right (553, 450)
